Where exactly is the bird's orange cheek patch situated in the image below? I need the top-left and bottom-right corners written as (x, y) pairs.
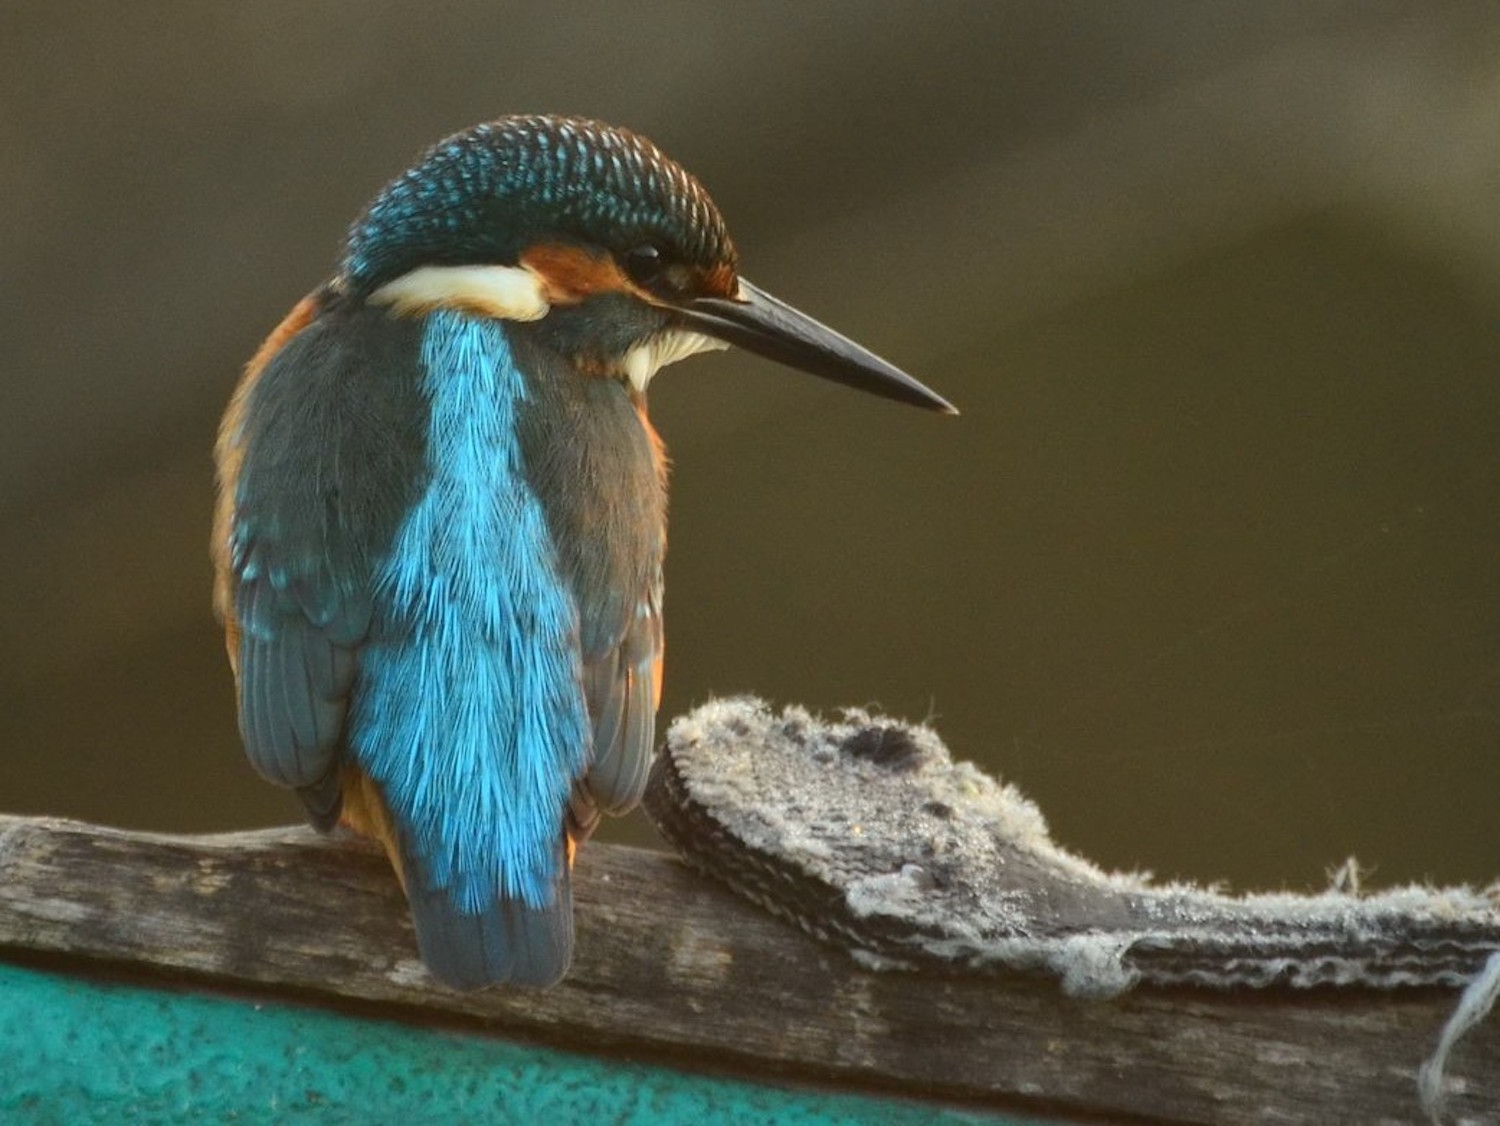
top-left (521, 244), bottom-right (632, 304)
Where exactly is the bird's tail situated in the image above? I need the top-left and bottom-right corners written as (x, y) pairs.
top-left (340, 765), bottom-right (574, 989)
top-left (404, 868), bottom-right (574, 990)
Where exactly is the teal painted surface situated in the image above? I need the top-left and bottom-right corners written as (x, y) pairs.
top-left (0, 963), bottom-right (1049, 1125)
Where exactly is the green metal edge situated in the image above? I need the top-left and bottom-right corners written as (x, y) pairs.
top-left (0, 962), bottom-right (1051, 1125)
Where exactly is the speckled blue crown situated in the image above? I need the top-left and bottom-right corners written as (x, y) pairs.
top-left (342, 116), bottom-right (736, 292)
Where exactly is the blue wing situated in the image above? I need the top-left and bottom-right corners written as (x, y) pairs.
top-left (215, 296), bottom-right (429, 828)
top-left (580, 586), bottom-right (663, 817)
top-left (232, 553), bottom-right (366, 827)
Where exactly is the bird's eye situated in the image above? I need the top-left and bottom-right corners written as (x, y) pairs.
top-left (622, 244), bottom-right (667, 289)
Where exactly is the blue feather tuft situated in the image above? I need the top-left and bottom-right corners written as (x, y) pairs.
top-left (352, 309), bottom-right (588, 913)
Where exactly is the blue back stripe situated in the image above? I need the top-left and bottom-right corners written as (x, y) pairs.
top-left (352, 310), bottom-right (588, 911)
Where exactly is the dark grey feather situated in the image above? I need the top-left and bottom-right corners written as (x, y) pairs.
top-left (507, 328), bottom-right (668, 817)
top-left (584, 600), bottom-right (660, 814)
top-left (566, 781), bottom-right (601, 845)
top-left (296, 763), bottom-right (344, 832)
top-left (402, 835), bottom-right (574, 989)
top-left (219, 303), bottom-right (429, 826)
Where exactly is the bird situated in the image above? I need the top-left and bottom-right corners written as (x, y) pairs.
top-left (212, 114), bottom-right (954, 990)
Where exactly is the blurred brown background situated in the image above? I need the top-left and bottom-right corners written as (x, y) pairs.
top-left (2, 2), bottom-right (1497, 892)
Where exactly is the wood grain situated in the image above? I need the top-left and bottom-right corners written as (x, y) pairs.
top-left (0, 814), bottom-right (1493, 1124)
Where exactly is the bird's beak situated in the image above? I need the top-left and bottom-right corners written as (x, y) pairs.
top-left (675, 279), bottom-right (957, 414)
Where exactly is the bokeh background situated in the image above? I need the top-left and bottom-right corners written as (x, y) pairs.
top-left (3, 2), bottom-right (1497, 892)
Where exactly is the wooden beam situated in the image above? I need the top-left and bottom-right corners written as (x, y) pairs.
top-left (0, 814), bottom-right (1493, 1124)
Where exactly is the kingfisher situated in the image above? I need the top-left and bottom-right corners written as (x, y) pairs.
top-left (213, 115), bottom-right (953, 990)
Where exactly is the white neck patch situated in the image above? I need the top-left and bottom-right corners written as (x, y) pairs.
top-left (369, 264), bottom-right (551, 322)
top-left (621, 331), bottom-right (727, 393)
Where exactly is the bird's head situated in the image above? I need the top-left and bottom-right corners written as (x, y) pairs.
top-left (340, 115), bottom-right (954, 413)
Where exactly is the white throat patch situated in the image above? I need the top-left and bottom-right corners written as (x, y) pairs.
top-left (622, 331), bottom-right (727, 393)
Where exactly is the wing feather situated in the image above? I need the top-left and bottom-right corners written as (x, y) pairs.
top-left (214, 298), bottom-right (425, 830)
top-left (582, 587), bottom-right (662, 815)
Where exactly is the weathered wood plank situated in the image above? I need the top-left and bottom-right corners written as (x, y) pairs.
top-left (0, 814), bottom-right (1493, 1124)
